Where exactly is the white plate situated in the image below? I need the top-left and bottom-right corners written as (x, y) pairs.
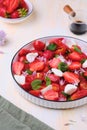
top-left (11, 36), bottom-right (87, 109)
top-left (0, 0), bottom-right (33, 24)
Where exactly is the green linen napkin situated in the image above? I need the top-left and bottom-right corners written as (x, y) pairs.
top-left (0, 96), bottom-right (54, 130)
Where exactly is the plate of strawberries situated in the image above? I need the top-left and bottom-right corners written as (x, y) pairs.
top-left (11, 36), bottom-right (87, 109)
top-left (0, 0), bottom-right (33, 23)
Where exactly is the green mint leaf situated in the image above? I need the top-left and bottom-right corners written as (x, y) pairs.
top-left (74, 45), bottom-right (82, 53)
top-left (31, 79), bottom-right (42, 90)
top-left (47, 43), bottom-right (57, 51)
top-left (45, 76), bottom-right (51, 86)
top-left (26, 69), bottom-right (33, 75)
top-left (58, 62), bottom-right (68, 72)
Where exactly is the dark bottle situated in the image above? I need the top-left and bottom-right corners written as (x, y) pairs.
top-left (70, 21), bottom-right (87, 35)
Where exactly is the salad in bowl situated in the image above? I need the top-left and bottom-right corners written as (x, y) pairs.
top-left (11, 36), bottom-right (87, 109)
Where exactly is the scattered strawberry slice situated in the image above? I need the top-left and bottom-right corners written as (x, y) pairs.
top-left (71, 90), bottom-right (87, 100)
top-left (43, 90), bottom-right (59, 101)
top-left (48, 57), bottom-right (61, 68)
top-left (63, 72), bottom-right (80, 84)
top-left (68, 51), bottom-right (82, 61)
top-left (29, 61), bottom-right (45, 71)
top-left (69, 62), bottom-right (81, 70)
top-left (12, 61), bottom-right (24, 75)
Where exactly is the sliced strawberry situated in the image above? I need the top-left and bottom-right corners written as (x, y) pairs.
top-left (43, 90), bottom-right (59, 101)
top-left (33, 40), bottom-right (45, 51)
top-left (52, 83), bottom-right (60, 92)
top-left (63, 72), bottom-right (80, 84)
top-left (69, 62), bottom-right (81, 70)
top-left (71, 90), bottom-right (87, 100)
top-left (21, 82), bottom-right (31, 91)
top-left (80, 80), bottom-right (87, 90)
top-left (68, 51), bottom-right (82, 61)
top-left (18, 49), bottom-right (30, 56)
top-left (29, 61), bottom-right (45, 71)
top-left (43, 50), bottom-right (54, 60)
top-left (48, 57), bottom-right (61, 68)
top-left (49, 38), bottom-right (64, 46)
top-left (47, 74), bottom-right (59, 82)
top-left (12, 61), bottom-right (24, 75)
top-left (29, 90), bottom-right (40, 97)
top-left (25, 75), bottom-right (35, 84)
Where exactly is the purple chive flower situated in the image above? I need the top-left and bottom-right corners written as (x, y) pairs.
top-left (0, 30), bottom-right (6, 46)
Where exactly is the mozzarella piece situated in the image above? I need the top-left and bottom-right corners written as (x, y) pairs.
top-left (58, 55), bottom-right (66, 62)
top-left (14, 75), bottom-right (25, 85)
top-left (26, 52), bottom-right (38, 63)
top-left (41, 85), bottom-right (52, 94)
top-left (51, 68), bottom-right (63, 77)
top-left (82, 60), bottom-right (87, 68)
top-left (64, 84), bottom-right (77, 95)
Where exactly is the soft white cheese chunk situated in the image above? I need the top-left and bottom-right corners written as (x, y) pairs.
top-left (82, 60), bottom-right (87, 68)
top-left (51, 68), bottom-right (63, 77)
top-left (41, 85), bottom-right (52, 94)
top-left (14, 75), bottom-right (25, 85)
top-left (64, 84), bottom-right (77, 95)
top-left (26, 52), bottom-right (38, 63)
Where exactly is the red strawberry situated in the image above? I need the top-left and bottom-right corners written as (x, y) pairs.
top-left (71, 90), bottom-right (87, 100)
top-left (48, 57), bottom-right (61, 68)
top-left (0, 6), bottom-right (7, 17)
top-left (12, 61), bottom-right (24, 75)
top-left (18, 49), bottom-right (30, 56)
top-left (80, 80), bottom-right (87, 90)
top-left (7, 0), bottom-right (19, 13)
top-left (43, 90), bottom-right (59, 101)
top-left (63, 72), bottom-right (80, 84)
top-left (3, 0), bottom-right (10, 7)
top-left (29, 61), bottom-right (45, 71)
top-left (11, 8), bottom-right (28, 18)
top-left (69, 62), bottom-right (81, 70)
top-left (21, 83), bottom-right (31, 91)
top-left (68, 51), bottom-right (82, 61)
top-left (19, 0), bottom-right (29, 11)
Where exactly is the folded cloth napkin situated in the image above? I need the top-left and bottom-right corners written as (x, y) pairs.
top-left (0, 96), bottom-right (54, 130)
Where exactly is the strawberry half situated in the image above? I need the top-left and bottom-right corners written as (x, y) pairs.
top-left (19, 0), bottom-right (29, 11)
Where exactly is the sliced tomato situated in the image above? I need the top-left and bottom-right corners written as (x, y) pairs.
top-left (33, 40), bottom-right (45, 51)
top-left (43, 50), bottom-right (54, 60)
top-left (12, 61), bottom-right (24, 75)
top-left (48, 57), bottom-right (61, 68)
top-left (29, 90), bottom-right (40, 97)
top-left (63, 72), bottom-right (80, 84)
top-left (29, 60), bottom-right (45, 71)
top-left (43, 90), bottom-right (59, 101)
top-left (68, 62), bottom-right (81, 70)
top-left (47, 74), bottom-right (59, 82)
top-left (68, 51), bottom-right (82, 61)
top-left (71, 90), bottom-right (87, 100)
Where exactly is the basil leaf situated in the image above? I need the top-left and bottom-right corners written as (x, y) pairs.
top-left (45, 76), bottom-right (51, 86)
top-left (31, 79), bottom-right (42, 90)
top-left (47, 43), bottom-right (57, 51)
top-left (74, 45), bottom-right (82, 53)
top-left (80, 59), bottom-right (86, 64)
top-left (26, 69), bottom-right (33, 75)
top-left (58, 62), bottom-right (68, 72)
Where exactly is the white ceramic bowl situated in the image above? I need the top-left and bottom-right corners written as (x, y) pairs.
top-left (11, 36), bottom-right (87, 109)
top-left (0, 0), bottom-right (33, 24)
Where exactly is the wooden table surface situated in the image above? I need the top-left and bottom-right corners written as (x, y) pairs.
top-left (0, 0), bottom-right (87, 130)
